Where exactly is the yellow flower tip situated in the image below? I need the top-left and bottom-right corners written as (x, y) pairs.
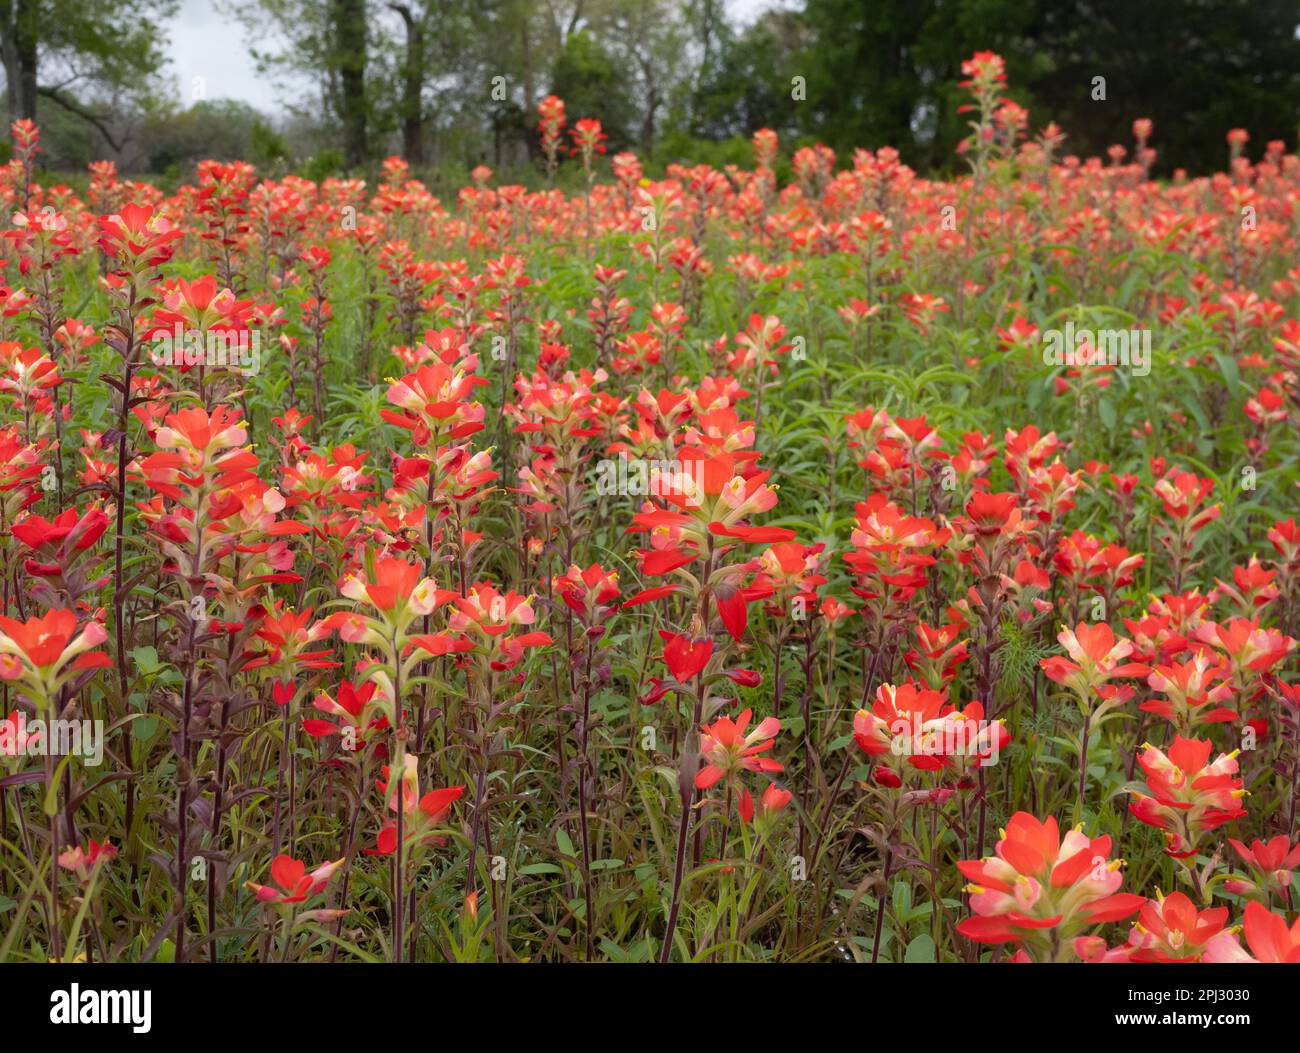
top-left (1228, 749), bottom-right (1242, 760)
top-left (1072, 822), bottom-right (1085, 834)
top-left (998, 827), bottom-right (1007, 841)
top-left (964, 883), bottom-right (986, 895)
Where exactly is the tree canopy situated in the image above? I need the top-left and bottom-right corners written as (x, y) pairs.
top-left (3, 0), bottom-right (1297, 176)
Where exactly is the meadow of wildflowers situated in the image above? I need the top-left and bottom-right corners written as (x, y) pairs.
top-left (0, 51), bottom-right (1298, 970)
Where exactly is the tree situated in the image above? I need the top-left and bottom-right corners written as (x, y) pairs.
top-left (586, 0), bottom-right (689, 152)
top-left (370, 0), bottom-right (496, 166)
top-left (796, 0), bottom-right (1300, 174)
top-left (0, 0), bottom-right (177, 149)
top-left (549, 29), bottom-right (635, 150)
top-left (143, 99), bottom-right (276, 174)
top-left (798, 0), bottom-right (1022, 170)
top-left (688, 6), bottom-right (808, 141)
top-left (334, 0), bottom-right (368, 166)
top-left (223, 0), bottom-right (374, 168)
top-left (1010, 0), bottom-right (1300, 174)
top-left (385, 3), bottom-right (425, 163)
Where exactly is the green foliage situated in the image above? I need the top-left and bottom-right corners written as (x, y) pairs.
top-left (796, 0), bottom-right (1300, 174)
top-left (549, 29), bottom-right (636, 150)
top-left (0, 0), bottom-right (177, 154)
top-left (19, 0), bottom-right (1295, 178)
top-left (144, 100), bottom-right (267, 174)
top-left (297, 147), bottom-right (346, 183)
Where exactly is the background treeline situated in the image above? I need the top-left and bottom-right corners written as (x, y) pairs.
top-left (3, 0), bottom-right (1299, 182)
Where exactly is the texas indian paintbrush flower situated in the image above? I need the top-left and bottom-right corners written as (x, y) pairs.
top-left (957, 811), bottom-right (1143, 961)
top-left (1203, 900), bottom-right (1300, 963)
top-left (1128, 735), bottom-right (1247, 857)
top-left (695, 708), bottom-right (782, 792)
top-left (0, 608), bottom-right (112, 712)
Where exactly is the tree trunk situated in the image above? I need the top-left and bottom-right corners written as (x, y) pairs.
top-left (333, 0), bottom-right (368, 169)
top-left (0, 0), bottom-right (39, 121)
top-left (387, 2), bottom-right (424, 164)
top-left (640, 91), bottom-right (659, 154)
top-left (519, 7), bottom-right (534, 111)
top-left (0, 2), bottom-right (18, 121)
top-left (16, 0), bottom-right (34, 119)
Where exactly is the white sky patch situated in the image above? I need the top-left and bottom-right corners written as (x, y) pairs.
top-left (166, 0), bottom-right (284, 113)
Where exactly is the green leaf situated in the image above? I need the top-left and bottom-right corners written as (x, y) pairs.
top-left (904, 934), bottom-right (936, 963)
top-left (132, 716), bottom-right (160, 742)
top-left (131, 646), bottom-right (162, 676)
top-left (517, 863), bottom-right (563, 876)
top-left (1098, 397), bottom-right (1116, 430)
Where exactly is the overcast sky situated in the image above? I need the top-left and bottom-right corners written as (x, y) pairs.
top-left (167, 0), bottom-right (782, 116)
